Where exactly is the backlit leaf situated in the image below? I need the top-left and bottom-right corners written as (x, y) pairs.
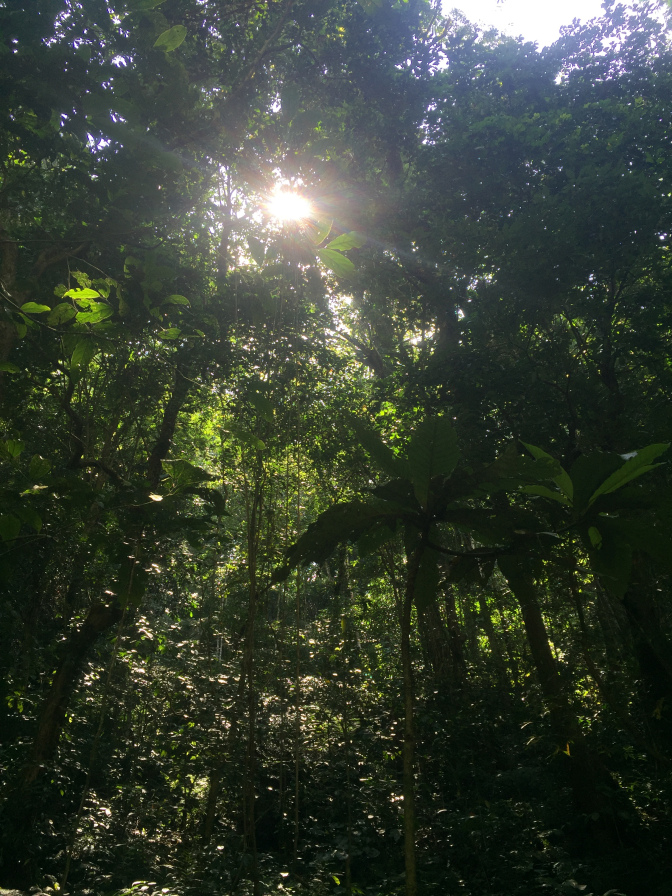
top-left (588, 443), bottom-right (669, 506)
top-left (154, 25), bottom-right (187, 51)
top-left (20, 302), bottom-right (51, 314)
top-left (317, 248), bottom-right (356, 278)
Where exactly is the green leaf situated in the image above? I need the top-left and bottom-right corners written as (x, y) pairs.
top-left (317, 248), bottom-right (356, 278)
top-left (48, 303), bottom-right (78, 325)
top-left (154, 25), bottom-right (187, 51)
top-left (414, 546), bottom-right (441, 611)
top-left (283, 499), bottom-right (401, 572)
top-left (162, 294), bottom-right (190, 306)
top-left (127, 0), bottom-right (166, 9)
top-left (159, 327), bottom-right (181, 339)
top-left (29, 455), bottom-right (52, 480)
top-left (588, 443), bottom-right (669, 506)
top-left (248, 392), bottom-right (274, 421)
top-left (521, 442), bottom-right (573, 500)
top-left (304, 217), bottom-right (333, 245)
top-left (352, 420), bottom-right (408, 480)
top-left (64, 287), bottom-right (101, 301)
top-left (324, 231), bottom-right (367, 252)
top-left (163, 459), bottom-right (213, 486)
top-left (357, 521), bottom-right (397, 557)
top-left (70, 338), bottom-right (97, 372)
top-left (0, 514), bottom-right (21, 541)
top-left (20, 302), bottom-right (51, 314)
top-left (0, 361), bottom-right (20, 373)
top-left (17, 504), bottom-right (42, 533)
top-left (222, 425), bottom-right (266, 451)
top-left (406, 417), bottom-right (459, 509)
top-left (588, 526), bottom-right (602, 548)
top-left (1, 439), bottom-right (24, 459)
top-left (570, 452), bottom-right (623, 512)
top-left (76, 303), bottom-right (114, 325)
top-left (519, 484), bottom-right (570, 505)
top-left (247, 237), bottom-right (266, 266)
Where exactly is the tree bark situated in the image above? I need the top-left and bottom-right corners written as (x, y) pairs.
top-left (400, 532), bottom-right (426, 896)
top-left (499, 557), bottom-right (629, 852)
top-left (21, 600), bottom-right (123, 788)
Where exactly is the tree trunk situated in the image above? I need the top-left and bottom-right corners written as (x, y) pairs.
top-left (417, 598), bottom-right (451, 693)
top-left (622, 582), bottom-right (672, 751)
top-left (400, 533), bottom-right (426, 896)
top-left (499, 557), bottom-right (629, 852)
top-left (22, 600), bottom-right (123, 788)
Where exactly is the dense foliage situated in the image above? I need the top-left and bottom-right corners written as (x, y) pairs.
top-left (2, 2), bottom-right (672, 895)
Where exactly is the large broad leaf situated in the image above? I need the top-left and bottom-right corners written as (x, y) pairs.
top-left (352, 420), bottom-right (408, 480)
top-left (154, 25), bottom-right (187, 51)
top-left (357, 521), bottom-right (397, 558)
top-left (304, 217), bottom-right (333, 246)
top-left (519, 484), bottom-right (570, 506)
top-left (521, 443), bottom-right (573, 501)
top-left (371, 478), bottom-right (420, 511)
top-left (570, 452), bottom-right (623, 513)
top-left (163, 459), bottom-right (213, 486)
top-left (324, 231), bottom-right (367, 252)
top-left (48, 303), bottom-right (77, 325)
top-left (406, 417), bottom-right (459, 509)
top-left (317, 248), bottom-right (356, 278)
top-left (20, 302), bottom-right (51, 314)
top-left (70, 338), bottom-right (97, 373)
top-left (588, 443), bottom-right (669, 506)
top-left (64, 287), bottom-right (101, 301)
top-left (76, 303), bottom-right (114, 325)
top-left (127, 0), bottom-right (166, 10)
top-left (278, 499), bottom-right (401, 580)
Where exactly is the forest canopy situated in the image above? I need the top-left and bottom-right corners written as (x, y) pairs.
top-left (2, 2), bottom-right (672, 896)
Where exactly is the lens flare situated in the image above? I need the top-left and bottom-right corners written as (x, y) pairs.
top-left (266, 188), bottom-right (311, 222)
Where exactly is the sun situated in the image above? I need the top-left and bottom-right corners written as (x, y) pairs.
top-left (266, 187), bottom-right (312, 222)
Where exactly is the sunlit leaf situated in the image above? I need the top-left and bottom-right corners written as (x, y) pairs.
top-left (317, 248), bottom-right (356, 277)
top-left (325, 231), bottom-right (367, 251)
top-left (48, 303), bottom-right (78, 325)
top-left (20, 302), bottom-right (51, 314)
top-left (154, 25), bottom-right (187, 51)
top-left (521, 442), bottom-right (573, 501)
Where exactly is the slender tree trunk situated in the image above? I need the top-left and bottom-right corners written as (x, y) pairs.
top-left (22, 600), bottom-right (123, 787)
top-left (477, 593), bottom-right (509, 689)
top-left (400, 532), bottom-right (426, 896)
top-left (444, 587), bottom-right (467, 686)
top-left (622, 572), bottom-right (672, 751)
top-left (499, 557), bottom-right (629, 852)
top-left (417, 599), bottom-right (451, 693)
